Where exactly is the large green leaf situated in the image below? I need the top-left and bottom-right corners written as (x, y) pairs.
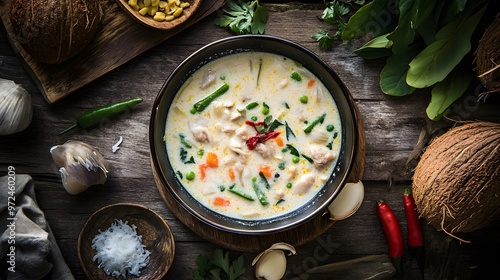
top-left (342, 0), bottom-right (394, 40)
top-left (380, 44), bottom-right (421, 96)
top-left (354, 34), bottom-right (393, 59)
top-left (406, 3), bottom-right (487, 88)
top-left (426, 66), bottom-right (474, 120)
top-left (442, 0), bottom-right (468, 25)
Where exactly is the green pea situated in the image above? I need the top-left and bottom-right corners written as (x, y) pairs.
top-left (185, 171), bottom-right (195, 181)
top-left (197, 149), bottom-right (204, 156)
top-left (190, 108), bottom-right (197, 114)
top-left (251, 116), bottom-right (258, 121)
top-left (286, 183), bottom-right (292, 189)
top-left (300, 95), bottom-right (308, 104)
top-left (262, 102), bottom-right (269, 115)
top-left (327, 124), bottom-right (334, 132)
top-left (292, 156), bottom-right (300, 163)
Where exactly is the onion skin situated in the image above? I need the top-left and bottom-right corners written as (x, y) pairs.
top-left (9, 0), bottom-right (103, 64)
top-left (412, 122), bottom-right (500, 234)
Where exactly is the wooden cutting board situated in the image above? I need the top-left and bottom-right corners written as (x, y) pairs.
top-left (152, 102), bottom-right (366, 253)
top-left (0, 0), bottom-right (225, 104)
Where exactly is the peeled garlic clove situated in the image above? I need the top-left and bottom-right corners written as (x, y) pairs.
top-left (328, 181), bottom-right (364, 221)
top-left (0, 78), bottom-right (33, 135)
top-left (254, 250), bottom-right (286, 280)
top-left (50, 140), bottom-right (109, 194)
top-left (253, 242), bottom-right (296, 280)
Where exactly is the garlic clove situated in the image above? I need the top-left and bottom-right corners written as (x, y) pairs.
top-left (253, 242), bottom-right (296, 280)
top-left (254, 250), bottom-right (287, 280)
top-left (50, 140), bottom-right (109, 194)
top-left (328, 181), bottom-right (364, 221)
top-left (0, 78), bottom-right (33, 135)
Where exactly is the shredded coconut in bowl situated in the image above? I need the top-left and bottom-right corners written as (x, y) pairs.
top-left (92, 219), bottom-right (151, 278)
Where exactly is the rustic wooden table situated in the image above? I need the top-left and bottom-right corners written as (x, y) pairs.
top-left (1, 1), bottom-right (499, 279)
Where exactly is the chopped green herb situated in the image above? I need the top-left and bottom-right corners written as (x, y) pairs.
top-left (276, 199), bottom-right (285, 205)
top-left (220, 75), bottom-right (226, 80)
top-left (176, 171), bottom-right (183, 179)
top-left (268, 119), bottom-right (284, 132)
top-left (256, 58), bottom-right (263, 86)
top-left (312, 30), bottom-right (334, 51)
top-left (304, 113), bottom-right (326, 134)
top-left (246, 102), bottom-right (259, 110)
top-left (326, 141), bottom-right (333, 150)
top-left (333, 131), bottom-right (338, 139)
top-left (191, 249), bottom-right (245, 280)
top-left (291, 71), bottom-right (302, 81)
top-left (262, 102), bottom-right (270, 115)
top-left (286, 144), bottom-right (300, 157)
top-left (251, 116), bottom-right (258, 121)
top-left (284, 102), bottom-right (290, 109)
top-left (299, 95), bottom-right (308, 104)
top-left (301, 153), bottom-right (314, 164)
top-left (274, 172), bottom-right (280, 178)
top-left (285, 121), bottom-right (296, 140)
top-left (219, 185), bottom-right (226, 192)
top-left (186, 171), bottom-right (195, 181)
top-left (278, 162), bottom-right (286, 170)
top-left (179, 133), bottom-right (192, 148)
top-left (259, 172), bottom-right (271, 189)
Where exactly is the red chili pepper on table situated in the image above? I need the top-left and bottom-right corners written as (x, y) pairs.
top-left (403, 188), bottom-right (424, 277)
top-left (377, 200), bottom-right (404, 275)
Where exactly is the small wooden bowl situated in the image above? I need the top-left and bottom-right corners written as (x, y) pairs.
top-left (116, 0), bottom-right (202, 30)
top-left (78, 203), bottom-right (175, 280)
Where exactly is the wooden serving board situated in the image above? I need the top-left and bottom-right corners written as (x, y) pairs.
top-left (0, 0), bottom-right (226, 104)
top-left (153, 102), bottom-right (366, 253)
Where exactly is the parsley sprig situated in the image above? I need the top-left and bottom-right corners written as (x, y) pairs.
top-left (215, 0), bottom-right (269, 35)
top-left (191, 249), bottom-right (246, 280)
top-left (312, 0), bottom-right (365, 50)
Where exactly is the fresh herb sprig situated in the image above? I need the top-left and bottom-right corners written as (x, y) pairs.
top-left (312, 0), bottom-right (365, 51)
top-left (191, 249), bottom-right (246, 280)
top-left (215, 0), bottom-right (269, 35)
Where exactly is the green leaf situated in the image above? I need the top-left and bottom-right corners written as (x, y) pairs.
top-left (426, 66), bottom-right (474, 120)
top-left (406, 3), bottom-right (487, 88)
top-left (380, 44), bottom-right (421, 96)
top-left (228, 255), bottom-right (246, 280)
top-left (342, 0), bottom-right (394, 40)
top-left (386, 0), bottom-right (417, 54)
top-left (442, 0), bottom-right (468, 24)
top-left (322, 1), bottom-right (350, 25)
top-left (312, 30), bottom-right (334, 51)
top-left (212, 249), bottom-right (231, 275)
top-left (215, 0), bottom-right (268, 35)
top-left (354, 34), bottom-right (393, 59)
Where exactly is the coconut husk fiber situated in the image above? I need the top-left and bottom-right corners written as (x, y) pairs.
top-left (475, 14), bottom-right (500, 96)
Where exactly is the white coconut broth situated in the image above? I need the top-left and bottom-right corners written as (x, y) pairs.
top-left (165, 52), bottom-right (342, 220)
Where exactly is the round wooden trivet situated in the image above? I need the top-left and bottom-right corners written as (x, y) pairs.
top-left (153, 103), bottom-right (365, 252)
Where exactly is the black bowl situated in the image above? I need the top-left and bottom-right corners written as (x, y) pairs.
top-left (150, 35), bottom-right (358, 234)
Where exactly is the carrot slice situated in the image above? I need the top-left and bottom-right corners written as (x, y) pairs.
top-left (206, 152), bottom-right (219, 168)
top-left (213, 197), bottom-right (230, 206)
top-left (275, 136), bottom-right (284, 147)
top-left (259, 165), bottom-right (272, 178)
top-left (308, 79), bottom-right (315, 87)
top-left (228, 168), bottom-right (235, 180)
top-left (199, 164), bottom-right (208, 180)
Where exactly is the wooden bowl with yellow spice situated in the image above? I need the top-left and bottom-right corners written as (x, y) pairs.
top-left (116, 0), bottom-right (202, 30)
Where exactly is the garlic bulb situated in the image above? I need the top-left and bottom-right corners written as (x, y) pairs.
top-left (252, 242), bottom-right (296, 280)
top-left (328, 181), bottom-right (364, 221)
top-left (0, 78), bottom-right (33, 135)
top-left (50, 140), bottom-right (109, 194)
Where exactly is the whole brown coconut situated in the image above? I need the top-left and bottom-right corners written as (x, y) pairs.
top-left (475, 15), bottom-right (500, 96)
top-left (9, 0), bottom-right (103, 64)
top-left (412, 122), bottom-right (500, 238)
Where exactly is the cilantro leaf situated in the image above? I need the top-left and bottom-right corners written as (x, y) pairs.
top-left (229, 255), bottom-right (246, 280)
top-left (192, 249), bottom-right (246, 280)
top-left (215, 0), bottom-right (268, 35)
top-left (312, 30), bottom-right (334, 51)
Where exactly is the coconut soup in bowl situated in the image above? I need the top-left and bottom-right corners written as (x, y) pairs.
top-left (164, 51), bottom-right (342, 220)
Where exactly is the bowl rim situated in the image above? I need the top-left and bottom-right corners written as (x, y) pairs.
top-left (149, 34), bottom-right (358, 234)
top-left (77, 202), bottom-right (175, 280)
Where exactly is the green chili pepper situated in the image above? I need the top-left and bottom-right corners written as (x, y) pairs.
top-left (304, 113), bottom-right (326, 134)
top-left (228, 187), bottom-right (255, 201)
top-left (59, 97), bottom-right (143, 135)
top-left (252, 177), bottom-right (269, 206)
top-left (192, 83), bottom-right (229, 113)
